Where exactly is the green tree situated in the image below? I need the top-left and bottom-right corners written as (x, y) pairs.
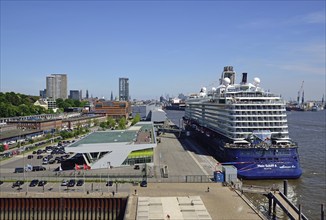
top-left (106, 116), bottom-right (116, 128)
top-left (93, 119), bottom-right (99, 126)
top-left (99, 122), bottom-right (107, 130)
top-left (73, 100), bottom-right (81, 107)
top-left (118, 117), bottom-right (127, 130)
top-left (131, 113), bottom-right (141, 126)
top-left (18, 104), bottom-right (31, 116)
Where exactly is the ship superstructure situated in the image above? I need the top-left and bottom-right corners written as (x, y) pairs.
top-left (184, 66), bottom-right (302, 179)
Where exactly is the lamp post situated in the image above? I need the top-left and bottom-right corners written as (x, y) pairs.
top-left (19, 122), bottom-right (26, 181)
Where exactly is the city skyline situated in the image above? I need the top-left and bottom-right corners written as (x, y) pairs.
top-left (1, 1), bottom-right (325, 101)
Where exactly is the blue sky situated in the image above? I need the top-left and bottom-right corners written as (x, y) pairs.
top-left (1, 1), bottom-right (325, 101)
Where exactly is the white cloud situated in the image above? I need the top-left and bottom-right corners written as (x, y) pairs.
top-left (300, 11), bottom-right (326, 24)
top-left (278, 64), bottom-right (325, 76)
top-left (239, 10), bottom-right (325, 29)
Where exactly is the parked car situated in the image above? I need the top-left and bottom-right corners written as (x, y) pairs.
top-left (12, 181), bottom-right (24, 188)
top-left (48, 159), bottom-right (56, 164)
top-left (29, 179), bottom-right (39, 187)
top-left (14, 167), bottom-right (24, 173)
top-left (38, 181), bottom-right (47, 186)
top-left (27, 155), bottom-right (33, 159)
top-left (32, 166), bottom-right (46, 171)
top-left (140, 180), bottom-right (147, 187)
top-left (68, 179), bottom-right (76, 187)
top-left (134, 165), bottom-right (140, 170)
top-left (61, 180), bottom-right (68, 186)
top-left (76, 179), bottom-right (84, 186)
top-left (0, 181), bottom-right (4, 185)
top-left (106, 181), bottom-right (113, 186)
top-left (37, 155), bottom-right (43, 159)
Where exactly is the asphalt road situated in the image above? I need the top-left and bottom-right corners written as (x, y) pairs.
top-left (0, 132), bottom-right (220, 192)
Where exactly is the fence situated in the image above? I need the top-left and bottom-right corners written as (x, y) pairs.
top-left (1, 174), bottom-right (215, 184)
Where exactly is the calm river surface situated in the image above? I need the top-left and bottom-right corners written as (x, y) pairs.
top-left (166, 110), bottom-right (326, 219)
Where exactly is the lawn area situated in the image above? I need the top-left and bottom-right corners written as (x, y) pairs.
top-left (128, 148), bottom-right (153, 158)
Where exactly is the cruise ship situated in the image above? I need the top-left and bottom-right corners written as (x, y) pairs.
top-left (183, 66), bottom-right (302, 179)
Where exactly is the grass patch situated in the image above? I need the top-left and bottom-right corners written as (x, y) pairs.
top-left (128, 148), bottom-right (153, 158)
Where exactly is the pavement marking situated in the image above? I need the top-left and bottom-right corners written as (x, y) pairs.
top-left (184, 140), bottom-right (209, 176)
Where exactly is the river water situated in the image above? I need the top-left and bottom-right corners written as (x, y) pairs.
top-left (165, 110), bottom-right (326, 219)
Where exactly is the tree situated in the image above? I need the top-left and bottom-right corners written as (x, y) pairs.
top-left (0, 92), bottom-right (55, 117)
top-left (118, 117), bottom-right (127, 130)
top-left (106, 116), bottom-right (116, 128)
top-left (93, 119), bottom-right (99, 126)
top-left (18, 104), bottom-right (30, 116)
top-left (131, 113), bottom-right (141, 126)
top-left (73, 100), bottom-right (81, 107)
top-left (99, 122), bottom-right (107, 130)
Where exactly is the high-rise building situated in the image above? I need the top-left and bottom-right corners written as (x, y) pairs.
top-left (119, 78), bottom-right (129, 101)
top-left (86, 90), bottom-right (89, 99)
top-left (46, 74), bottom-right (68, 99)
top-left (39, 89), bottom-right (47, 98)
top-left (69, 90), bottom-right (80, 100)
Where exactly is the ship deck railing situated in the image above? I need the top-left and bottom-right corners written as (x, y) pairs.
top-left (225, 143), bottom-right (296, 149)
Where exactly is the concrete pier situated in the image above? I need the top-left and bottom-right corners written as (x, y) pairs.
top-left (126, 182), bottom-right (263, 220)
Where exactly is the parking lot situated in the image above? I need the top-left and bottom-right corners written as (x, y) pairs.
top-left (1, 145), bottom-right (69, 173)
top-left (1, 132), bottom-right (219, 195)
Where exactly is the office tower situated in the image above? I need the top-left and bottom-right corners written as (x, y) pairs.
top-left (119, 78), bottom-right (129, 101)
top-left (111, 91), bottom-right (113, 101)
top-left (46, 74), bottom-right (68, 99)
top-left (39, 89), bottom-right (47, 98)
top-left (86, 90), bottom-right (89, 99)
top-left (69, 90), bottom-right (80, 100)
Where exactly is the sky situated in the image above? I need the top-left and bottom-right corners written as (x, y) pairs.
top-left (1, 1), bottom-right (325, 101)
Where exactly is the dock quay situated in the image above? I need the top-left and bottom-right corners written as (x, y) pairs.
top-left (1, 131), bottom-right (309, 220)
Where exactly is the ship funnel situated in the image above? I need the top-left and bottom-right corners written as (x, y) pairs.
top-left (241, 73), bottom-right (248, 84)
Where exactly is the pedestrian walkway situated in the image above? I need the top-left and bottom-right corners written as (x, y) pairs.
top-left (127, 183), bottom-right (263, 220)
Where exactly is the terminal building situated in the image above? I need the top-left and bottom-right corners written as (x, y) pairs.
top-left (62, 122), bottom-right (157, 170)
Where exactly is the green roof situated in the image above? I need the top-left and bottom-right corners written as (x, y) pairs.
top-left (69, 130), bottom-right (137, 147)
top-left (68, 122), bottom-right (155, 147)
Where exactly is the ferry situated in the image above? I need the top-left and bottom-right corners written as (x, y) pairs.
top-left (183, 66), bottom-right (302, 179)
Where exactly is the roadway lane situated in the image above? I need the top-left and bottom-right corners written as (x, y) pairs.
top-left (154, 133), bottom-right (219, 178)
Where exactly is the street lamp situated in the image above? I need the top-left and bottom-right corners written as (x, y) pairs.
top-left (19, 122), bottom-right (26, 181)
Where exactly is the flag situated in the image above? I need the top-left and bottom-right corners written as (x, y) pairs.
top-left (75, 164), bottom-right (81, 170)
top-left (83, 164), bottom-right (91, 170)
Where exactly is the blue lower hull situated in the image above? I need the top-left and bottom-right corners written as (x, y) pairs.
top-left (189, 128), bottom-right (302, 180)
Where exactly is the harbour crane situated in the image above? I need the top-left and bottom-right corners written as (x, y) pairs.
top-left (297, 81), bottom-right (304, 104)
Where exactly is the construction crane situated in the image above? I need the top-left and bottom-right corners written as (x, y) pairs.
top-left (297, 81), bottom-right (304, 104)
